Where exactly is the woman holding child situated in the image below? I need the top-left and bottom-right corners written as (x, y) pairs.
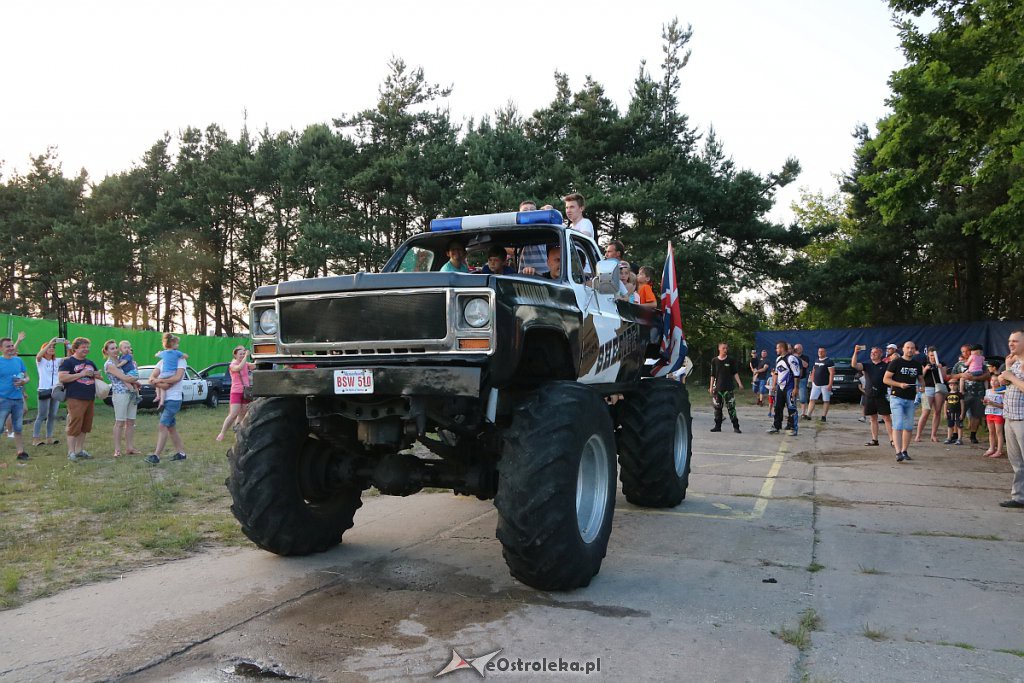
top-left (102, 339), bottom-right (143, 457)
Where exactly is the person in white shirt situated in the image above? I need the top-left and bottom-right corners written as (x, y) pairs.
top-left (563, 193), bottom-right (594, 238)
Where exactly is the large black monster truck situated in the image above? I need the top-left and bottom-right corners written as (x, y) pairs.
top-left (227, 208), bottom-right (693, 590)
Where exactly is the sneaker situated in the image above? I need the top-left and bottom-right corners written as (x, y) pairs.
top-left (954, 439), bottom-right (963, 446)
top-left (902, 452), bottom-right (913, 461)
top-left (943, 438), bottom-right (954, 445)
top-left (970, 435), bottom-right (979, 444)
top-left (16, 451), bottom-right (29, 461)
top-left (77, 450), bottom-right (92, 460)
top-left (820, 416), bottom-right (827, 423)
top-left (709, 426), bottom-right (722, 433)
top-left (733, 425), bottom-right (742, 434)
top-left (857, 416), bottom-right (866, 423)
top-left (766, 427), bottom-right (780, 434)
top-left (896, 452), bottom-right (906, 462)
top-left (169, 452), bottom-right (187, 461)
top-left (864, 439), bottom-right (879, 446)
top-left (787, 429), bottom-right (798, 436)
top-left (145, 454), bottom-right (160, 465)
top-left (998, 499), bottom-right (1024, 508)
top-left (67, 452), bottom-right (79, 462)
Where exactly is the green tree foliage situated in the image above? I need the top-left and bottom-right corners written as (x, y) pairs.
top-left (1, 20), bottom-right (802, 345)
top-left (794, 0), bottom-right (1023, 325)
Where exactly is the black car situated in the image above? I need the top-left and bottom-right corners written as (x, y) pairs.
top-left (199, 362), bottom-right (232, 405)
top-left (829, 358), bottom-right (862, 404)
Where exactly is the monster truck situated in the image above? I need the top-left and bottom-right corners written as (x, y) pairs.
top-left (226, 208), bottom-right (693, 590)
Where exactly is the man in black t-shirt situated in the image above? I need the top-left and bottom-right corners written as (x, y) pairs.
top-left (852, 344), bottom-right (893, 448)
top-left (709, 342), bottom-right (743, 433)
top-left (884, 341), bottom-right (925, 462)
top-left (806, 347), bottom-right (836, 422)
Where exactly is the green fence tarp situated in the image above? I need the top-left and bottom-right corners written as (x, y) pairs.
top-left (2, 313), bottom-right (248, 410)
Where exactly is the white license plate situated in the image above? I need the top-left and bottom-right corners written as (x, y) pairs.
top-left (834, 375), bottom-right (845, 381)
top-left (334, 369), bottom-right (373, 394)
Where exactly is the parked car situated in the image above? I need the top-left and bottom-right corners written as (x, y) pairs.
top-left (829, 358), bottom-right (862, 404)
top-left (103, 365), bottom-right (215, 409)
top-left (199, 362), bottom-right (232, 406)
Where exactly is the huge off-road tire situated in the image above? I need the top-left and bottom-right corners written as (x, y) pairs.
top-left (617, 378), bottom-right (693, 507)
top-left (495, 382), bottom-right (617, 591)
top-left (226, 397), bottom-right (362, 555)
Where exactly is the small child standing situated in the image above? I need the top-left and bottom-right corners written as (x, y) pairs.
top-left (983, 375), bottom-right (1005, 458)
top-left (765, 373), bottom-right (776, 418)
top-left (154, 333), bottom-right (188, 408)
top-left (944, 379), bottom-right (964, 445)
top-left (637, 266), bottom-right (658, 307)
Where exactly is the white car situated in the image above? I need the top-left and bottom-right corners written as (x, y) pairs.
top-left (105, 365), bottom-right (213, 409)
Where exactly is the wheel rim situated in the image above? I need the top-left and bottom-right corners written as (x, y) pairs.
top-left (576, 434), bottom-right (611, 544)
top-left (673, 413), bottom-right (690, 476)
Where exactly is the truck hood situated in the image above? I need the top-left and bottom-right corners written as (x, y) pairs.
top-left (253, 272), bottom-right (492, 300)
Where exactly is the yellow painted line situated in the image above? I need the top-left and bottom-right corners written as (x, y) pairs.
top-left (750, 439), bottom-right (788, 519)
top-left (620, 437), bottom-right (790, 521)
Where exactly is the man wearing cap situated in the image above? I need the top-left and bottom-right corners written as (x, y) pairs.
top-left (853, 344), bottom-right (893, 447)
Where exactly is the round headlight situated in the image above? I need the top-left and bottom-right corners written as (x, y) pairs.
top-left (463, 298), bottom-right (490, 328)
top-left (258, 309), bottom-right (278, 336)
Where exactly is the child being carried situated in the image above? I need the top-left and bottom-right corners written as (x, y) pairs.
top-left (154, 333), bottom-right (188, 408)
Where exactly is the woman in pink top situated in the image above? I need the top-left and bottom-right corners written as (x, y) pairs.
top-left (216, 346), bottom-right (256, 442)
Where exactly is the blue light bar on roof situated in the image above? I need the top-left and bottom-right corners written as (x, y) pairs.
top-left (516, 209), bottom-right (563, 225)
top-left (430, 209), bottom-right (564, 232)
top-left (430, 217), bottom-right (463, 231)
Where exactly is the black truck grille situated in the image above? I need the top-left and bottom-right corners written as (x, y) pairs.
top-left (279, 293), bottom-right (448, 344)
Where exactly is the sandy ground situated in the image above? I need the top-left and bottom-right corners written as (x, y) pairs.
top-left (1, 400), bottom-right (1023, 682)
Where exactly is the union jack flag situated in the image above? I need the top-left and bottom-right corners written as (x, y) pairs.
top-left (652, 241), bottom-right (687, 377)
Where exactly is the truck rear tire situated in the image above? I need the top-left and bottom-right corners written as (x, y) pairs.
top-left (495, 382), bottom-right (617, 590)
top-left (617, 379), bottom-right (693, 507)
top-left (226, 397), bottom-right (362, 555)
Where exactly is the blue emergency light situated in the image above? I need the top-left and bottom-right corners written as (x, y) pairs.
top-left (429, 209), bottom-right (563, 232)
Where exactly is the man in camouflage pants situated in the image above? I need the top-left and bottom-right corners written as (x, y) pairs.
top-left (709, 342), bottom-right (743, 434)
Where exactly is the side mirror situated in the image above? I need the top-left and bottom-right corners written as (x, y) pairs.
top-left (594, 259), bottom-right (620, 296)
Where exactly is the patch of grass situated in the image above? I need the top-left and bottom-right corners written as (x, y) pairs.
top-left (773, 609), bottom-right (822, 651)
top-left (800, 608), bottom-right (823, 632)
top-left (774, 624), bottom-right (812, 650)
top-left (2, 567), bottom-right (22, 594)
top-left (807, 562), bottom-right (825, 573)
top-left (858, 565), bottom-right (883, 575)
top-left (910, 531), bottom-right (1002, 542)
top-left (0, 403), bottom-right (244, 610)
top-left (995, 649), bottom-right (1024, 658)
top-left (862, 624), bottom-right (889, 641)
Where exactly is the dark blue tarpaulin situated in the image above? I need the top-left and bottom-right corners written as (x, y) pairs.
top-left (755, 321), bottom-right (1023, 365)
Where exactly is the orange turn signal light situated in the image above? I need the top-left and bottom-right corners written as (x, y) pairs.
top-left (253, 343), bottom-right (278, 355)
top-left (458, 338), bottom-right (490, 350)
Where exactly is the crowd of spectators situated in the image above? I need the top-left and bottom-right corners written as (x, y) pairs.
top-left (0, 332), bottom-right (250, 466)
top-left (736, 330), bottom-right (1024, 509)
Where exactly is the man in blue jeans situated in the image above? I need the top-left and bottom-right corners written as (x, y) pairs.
top-left (146, 353), bottom-right (189, 464)
top-left (884, 340), bottom-right (925, 462)
top-left (0, 336), bottom-right (31, 461)
top-left (794, 343), bottom-right (811, 417)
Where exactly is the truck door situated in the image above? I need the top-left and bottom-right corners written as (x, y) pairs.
top-left (568, 234), bottom-right (628, 384)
